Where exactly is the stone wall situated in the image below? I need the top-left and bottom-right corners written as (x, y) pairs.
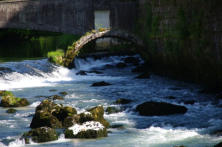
top-left (0, 0), bottom-right (138, 35)
top-left (137, 0), bottom-right (222, 89)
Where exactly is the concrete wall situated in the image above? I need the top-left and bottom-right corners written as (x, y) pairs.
top-left (0, 0), bottom-right (138, 35)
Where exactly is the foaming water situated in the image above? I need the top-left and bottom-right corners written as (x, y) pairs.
top-left (0, 55), bottom-right (222, 147)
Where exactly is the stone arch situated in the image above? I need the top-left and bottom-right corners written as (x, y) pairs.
top-left (63, 29), bottom-right (144, 68)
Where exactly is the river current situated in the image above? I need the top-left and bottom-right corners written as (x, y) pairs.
top-left (0, 55), bottom-right (222, 147)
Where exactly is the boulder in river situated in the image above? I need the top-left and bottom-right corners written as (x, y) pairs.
top-left (91, 81), bottom-right (111, 87)
top-left (123, 57), bottom-right (140, 65)
top-left (59, 91), bottom-right (68, 96)
top-left (22, 127), bottom-right (58, 144)
top-left (76, 70), bottom-right (87, 75)
top-left (0, 91), bottom-right (29, 107)
top-left (136, 101), bottom-right (187, 116)
top-left (116, 62), bottom-right (127, 68)
top-left (106, 107), bottom-right (121, 114)
top-left (64, 121), bottom-right (107, 139)
top-left (115, 98), bottom-right (132, 105)
top-left (88, 105), bottom-right (110, 128)
top-left (51, 95), bottom-right (64, 100)
top-left (6, 108), bottom-right (17, 113)
top-left (30, 99), bottom-right (63, 128)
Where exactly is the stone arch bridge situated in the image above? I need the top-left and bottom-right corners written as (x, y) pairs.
top-left (63, 29), bottom-right (144, 68)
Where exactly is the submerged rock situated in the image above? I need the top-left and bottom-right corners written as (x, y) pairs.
top-left (87, 70), bottom-right (103, 74)
top-left (6, 108), bottom-right (17, 113)
top-left (115, 98), bottom-right (132, 105)
top-left (116, 62), bottom-right (127, 68)
top-left (51, 95), bottom-right (64, 100)
top-left (91, 81), bottom-right (111, 87)
top-left (106, 107), bottom-right (121, 114)
top-left (136, 101), bottom-right (187, 116)
top-left (64, 121), bottom-right (107, 139)
top-left (123, 57), bottom-right (140, 65)
top-left (22, 127), bottom-right (58, 144)
top-left (136, 72), bottom-right (150, 79)
top-left (0, 91), bottom-right (29, 107)
top-left (59, 91), bottom-right (68, 96)
top-left (76, 70), bottom-right (87, 75)
top-left (88, 106), bottom-right (110, 128)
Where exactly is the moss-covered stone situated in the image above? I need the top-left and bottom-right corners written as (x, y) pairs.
top-left (22, 127), bottom-right (58, 144)
top-left (0, 91), bottom-right (29, 107)
top-left (47, 50), bottom-right (65, 66)
top-left (106, 107), bottom-right (121, 114)
top-left (64, 121), bottom-right (107, 139)
top-left (6, 108), bottom-right (17, 113)
top-left (88, 106), bottom-right (109, 128)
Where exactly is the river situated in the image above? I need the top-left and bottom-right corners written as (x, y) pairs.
top-left (0, 55), bottom-right (222, 147)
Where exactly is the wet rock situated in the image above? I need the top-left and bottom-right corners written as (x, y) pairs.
top-left (115, 98), bottom-right (132, 105)
top-left (64, 121), bottom-right (107, 139)
top-left (0, 67), bottom-right (13, 72)
top-left (88, 106), bottom-right (110, 128)
top-left (110, 124), bottom-right (125, 129)
top-left (91, 81), bottom-right (111, 87)
top-left (0, 91), bottom-right (29, 107)
top-left (56, 106), bottom-right (77, 121)
top-left (51, 95), bottom-right (64, 100)
top-left (215, 142), bottom-right (222, 147)
top-left (116, 62), bottom-right (127, 68)
top-left (22, 127), bottom-right (58, 144)
top-left (123, 57), bottom-right (140, 65)
top-left (49, 89), bottom-right (57, 92)
top-left (136, 101), bottom-right (187, 116)
top-left (183, 100), bottom-right (195, 105)
top-left (6, 108), bottom-right (17, 113)
top-left (136, 72), bottom-right (150, 79)
top-left (87, 70), bottom-right (103, 74)
top-left (131, 64), bottom-right (146, 73)
top-left (106, 107), bottom-right (121, 114)
top-left (166, 96), bottom-right (176, 100)
top-left (30, 100), bottom-right (63, 128)
top-left (76, 70), bottom-right (87, 75)
top-left (59, 91), bottom-right (68, 96)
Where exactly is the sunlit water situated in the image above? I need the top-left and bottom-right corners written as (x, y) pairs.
top-left (0, 55), bottom-right (222, 147)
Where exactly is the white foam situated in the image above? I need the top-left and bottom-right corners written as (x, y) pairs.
top-left (8, 139), bottom-right (25, 147)
top-left (29, 101), bottom-right (41, 107)
top-left (68, 121), bottom-right (104, 135)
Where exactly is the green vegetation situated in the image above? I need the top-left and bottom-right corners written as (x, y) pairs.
top-left (0, 28), bottom-right (79, 62)
top-left (47, 50), bottom-right (65, 66)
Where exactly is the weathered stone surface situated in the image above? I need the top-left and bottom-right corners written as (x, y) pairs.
top-left (64, 121), bottom-right (107, 139)
top-left (0, 91), bottom-right (29, 107)
top-left (6, 108), bottom-right (16, 113)
top-left (22, 127), bottom-right (58, 144)
top-left (88, 106), bottom-right (109, 128)
top-left (106, 107), bottom-right (121, 114)
top-left (91, 81), bottom-right (111, 87)
top-left (136, 101), bottom-right (187, 116)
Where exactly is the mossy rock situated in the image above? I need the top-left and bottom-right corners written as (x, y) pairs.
top-left (88, 106), bottom-right (109, 128)
top-left (59, 91), bottom-right (68, 96)
top-left (64, 121), bottom-right (107, 139)
top-left (6, 108), bottom-right (17, 113)
top-left (50, 95), bottom-right (64, 100)
top-left (22, 127), bottom-right (58, 144)
top-left (30, 110), bottom-right (62, 129)
top-left (65, 128), bottom-right (107, 139)
top-left (0, 91), bottom-right (29, 107)
top-left (56, 106), bottom-right (77, 121)
top-left (47, 50), bottom-right (65, 66)
top-left (106, 107), bottom-right (121, 114)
